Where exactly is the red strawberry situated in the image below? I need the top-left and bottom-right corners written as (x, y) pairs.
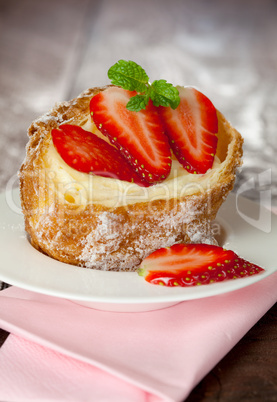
top-left (51, 124), bottom-right (149, 186)
top-left (159, 86), bottom-right (218, 174)
top-left (138, 244), bottom-right (264, 287)
top-left (90, 86), bottom-right (172, 184)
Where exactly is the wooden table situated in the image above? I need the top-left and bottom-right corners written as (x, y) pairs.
top-left (0, 0), bottom-right (276, 400)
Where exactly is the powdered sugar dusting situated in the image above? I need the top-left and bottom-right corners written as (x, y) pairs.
top-left (78, 192), bottom-right (218, 271)
top-left (80, 212), bottom-right (123, 270)
top-left (34, 113), bottom-right (59, 125)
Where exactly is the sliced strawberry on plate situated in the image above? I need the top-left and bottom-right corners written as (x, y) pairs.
top-left (90, 86), bottom-right (172, 184)
top-left (159, 86), bottom-right (218, 174)
top-left (51, 124), bottom-right (149, 186)
top-left (138, 244), bottom-right (264, 287)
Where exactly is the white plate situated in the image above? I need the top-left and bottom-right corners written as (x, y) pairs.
top-left (0, 188), bottom-right (276, 312)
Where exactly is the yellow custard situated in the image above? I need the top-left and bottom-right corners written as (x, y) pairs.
top-left (43, 115), bottom-right (224, 208)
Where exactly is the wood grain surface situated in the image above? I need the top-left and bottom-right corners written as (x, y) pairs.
top-left (0, 0), bottom-right (276, 400)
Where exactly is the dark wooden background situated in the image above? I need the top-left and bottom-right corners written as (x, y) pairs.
top-left (0, 0), bottom-right (276, 400)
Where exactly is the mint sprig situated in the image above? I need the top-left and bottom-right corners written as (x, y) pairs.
top-left (108, 60), bottom-right (149, 93)
top-left (150, 80), bottom-right (180, 109)
top-left (108, 60), bottom-right (180, 112)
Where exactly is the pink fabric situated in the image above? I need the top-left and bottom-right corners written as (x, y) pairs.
top-left (0, 274), bottom-right (276, 402)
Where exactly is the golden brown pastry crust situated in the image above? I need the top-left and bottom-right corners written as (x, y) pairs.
top-left (19, 86), bottom-right (243, 271)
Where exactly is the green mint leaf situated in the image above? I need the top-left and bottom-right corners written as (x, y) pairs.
top-left (150, 80), bottom-right (180, 109)
top-left (126, 94), bottom-right (150, 112)
top-left (108, 60), bottom-right (149, 93)
top-left (107, 60), bottom-right (181, 111)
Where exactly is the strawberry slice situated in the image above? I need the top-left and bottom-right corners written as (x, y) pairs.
top-left (51, 124), bottom-right (149, 186)
top-left (159, 87), bottom-right (218, 174)
top-left (138, 244), bottom-right (264, 287)
top-left (90, 86), bottom-right (172, 184)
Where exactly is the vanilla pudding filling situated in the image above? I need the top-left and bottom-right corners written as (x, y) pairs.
top-left (42, 114), bottom-right (225, 208)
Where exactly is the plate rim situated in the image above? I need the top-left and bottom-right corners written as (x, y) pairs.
top-left (0, 188), bottom-right (276, 305)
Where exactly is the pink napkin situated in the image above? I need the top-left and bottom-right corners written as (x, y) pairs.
top-left (0, 274), bottom-right (276, 402)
